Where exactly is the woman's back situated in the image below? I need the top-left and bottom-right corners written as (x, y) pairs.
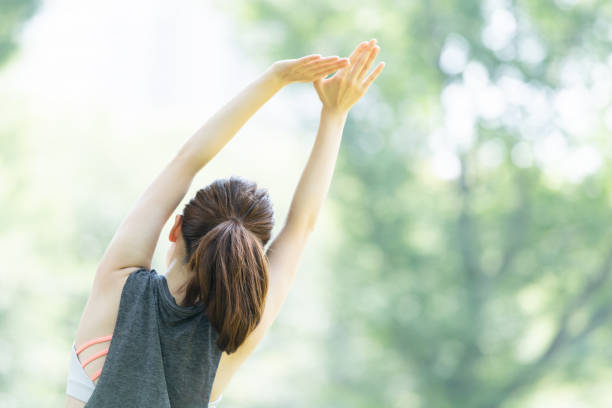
top-left (66, 267), bottom-right (223, 407)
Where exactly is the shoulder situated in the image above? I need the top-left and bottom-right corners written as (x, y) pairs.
top-left (75, 266), bottom-right (154, 344)
top-left (91, 266), bottom-right (151, 301)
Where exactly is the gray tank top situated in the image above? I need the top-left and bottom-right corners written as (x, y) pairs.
top-left (84, 267), bottom-right (223, 407)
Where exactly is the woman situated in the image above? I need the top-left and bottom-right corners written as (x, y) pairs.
top-left (65, 38), bottom-right (384, 407)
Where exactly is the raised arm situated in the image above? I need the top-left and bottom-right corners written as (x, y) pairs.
top-left (220, 40), bottom-right (385, 363)
top-left (287, 39), bottom-right (385, 229)
top-left (176, 56), bottom-right (350, 175)
top-left (94, 55), bottom-right (349, 278)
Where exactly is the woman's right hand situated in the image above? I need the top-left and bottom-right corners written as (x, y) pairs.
top-left (313, 39), bottom-right (385, 114)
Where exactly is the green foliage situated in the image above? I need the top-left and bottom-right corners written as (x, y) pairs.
top-left (0, 0), bottom-right (41, 399)
top-left (0, 0), bottom-right (40, 67)
top-left (218, 0), bottom-right (612, 406)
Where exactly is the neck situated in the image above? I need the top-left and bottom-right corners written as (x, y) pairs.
top-left (165, 257), bottom-right (191, 305)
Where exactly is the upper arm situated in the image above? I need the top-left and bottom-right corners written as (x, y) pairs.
top-left (218, 219), bottom-right (313, 362)
top-left (262, 218), bottom-right (314, 323)
top-left (94, 155), bottom-right (196, 286)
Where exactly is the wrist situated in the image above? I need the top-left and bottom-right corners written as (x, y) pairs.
top-left (321, 106), bottom-right (349, 120)
top-left (264, 63), bottom-right (291, 89)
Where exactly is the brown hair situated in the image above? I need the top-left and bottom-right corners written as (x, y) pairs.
top-left (179, 175), bottom-right (274, 354)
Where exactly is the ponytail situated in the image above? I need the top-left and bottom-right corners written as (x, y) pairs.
top-left (179, 176), bottom-right (274, 354)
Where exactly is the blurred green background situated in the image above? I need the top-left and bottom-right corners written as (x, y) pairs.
top-left (2, 0), bottom-right (612, 406)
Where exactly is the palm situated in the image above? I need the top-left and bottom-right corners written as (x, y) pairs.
top-left (313, 39), bottom-right (385, 112)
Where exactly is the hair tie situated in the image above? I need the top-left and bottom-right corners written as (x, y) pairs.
top-left (227, 216), bottom-right (242, 225)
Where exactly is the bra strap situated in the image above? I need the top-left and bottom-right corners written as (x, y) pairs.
top-left (81, 348), bottom-right (110, 368)
top-left (75, 335), bottom-right (113, 355)
top-left (91, 367), bottom-right (103, 382)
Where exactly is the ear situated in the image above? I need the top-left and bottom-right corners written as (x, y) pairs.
top-left (168, 214), bottom-right (183, 242)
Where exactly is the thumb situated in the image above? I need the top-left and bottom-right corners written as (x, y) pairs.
top-left (313, 77), bottom-right (322, 94)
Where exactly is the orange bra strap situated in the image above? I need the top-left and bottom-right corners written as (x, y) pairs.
top-left (91, 367), bottom-right (103, 382)
top-left (75, 334), bottom-right (113, 355)
top-left (81, 348), bottom-right (110, 368)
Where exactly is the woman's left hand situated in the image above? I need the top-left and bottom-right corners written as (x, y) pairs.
top-left (270, 54), bottom-right (350, 86)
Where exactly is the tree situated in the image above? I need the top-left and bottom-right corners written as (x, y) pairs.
top-left (0, 0), bottom-right (40, 67)
top-left (217, 0), bottom-right (612, 406)
top-left (0, 0), bottom-right (41, 395)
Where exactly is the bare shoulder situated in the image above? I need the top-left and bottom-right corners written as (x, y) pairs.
top-left (73, 267), bottom-right (142, 355)
top-left (88, 266), bottom-right (143, 312)
top-left (92, 266), bottom-right (144, 293)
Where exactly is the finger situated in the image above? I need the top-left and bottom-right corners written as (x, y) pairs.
top-left (362, 61), bottom-right (385, 91)
top-left (326, 61), bottom-right (352, 80)
top-left (337, 42), bottom-right (371, 79)
top-left (349, 41), bottom-right (375, 70)
top-left (309, 58), bottom-right (349, 74)
top-left (311, 66), bottom-right (349, 80)
top-left (298, 54), bottom-right (322, 63)
top-left (303, 55), bottom-right (340, 68)
top-left (348, 42), bottom-right (367, 62)
top-left (349, 40), bottom-right (374, 64)
top-left (337, 47), bottom-right (366, 79)
top-left (335, 41), bottom-right (372, 79)
top-left (357, 45), bottom-right (380, 82)
top-left (348, 47), bottom-right (372, 81)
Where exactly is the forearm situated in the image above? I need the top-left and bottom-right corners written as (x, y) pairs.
top-left (176, 66), bottom-right (285, 174)
top-left (287, 107), bottom-right (348, 229)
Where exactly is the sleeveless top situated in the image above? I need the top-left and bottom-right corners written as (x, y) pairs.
top-left (84, 267), bottom-right (223, 407)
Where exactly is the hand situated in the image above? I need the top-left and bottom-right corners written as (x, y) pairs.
top-left (313, 39), bottom-right (385, 114)
top-left (270, 54), bottom-right (350, 86)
